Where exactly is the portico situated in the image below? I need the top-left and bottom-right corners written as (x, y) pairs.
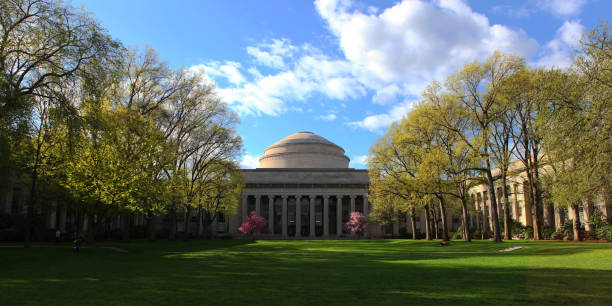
top-left (230, 132), bottom-right (372, 239)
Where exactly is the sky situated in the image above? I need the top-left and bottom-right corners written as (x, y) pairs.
top-left (72, 0), bottom-right (609, 169)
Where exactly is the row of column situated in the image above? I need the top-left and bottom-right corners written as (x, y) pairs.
top-left (242, 194), bottom-right (368, 238)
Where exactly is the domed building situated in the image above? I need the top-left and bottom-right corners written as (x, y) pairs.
top-left (227, 132), bottom-right (376, 238)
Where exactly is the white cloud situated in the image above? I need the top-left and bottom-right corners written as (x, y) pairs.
top-left (240, 154), bottom-right (261, 169)
top-left (315, 113), bottom-right (338, 121)
top-left (536, 0), bottom-right (587, 17)
top-left (246, 47), bottom-right (286, 69)
top-left (190, 42), bottom-right (366, 116)
top-left (191, 61), bottom-right (246, 85)
top-left (372, 84), bottom-right (400, 105)
top-left (348, 99), bottom-right (415, 132)
top-left (349, 154), bottom-right (369, 168)
top-left (315, 0), bottom-right (538, 95)
top-left (314, 0), bottom-right (540, 130)
top-left (536, 20), bottom-right (585, 68)
top-left (194, 0), bottom-right (545, 124)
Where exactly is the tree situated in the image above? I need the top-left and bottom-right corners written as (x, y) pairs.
top-left (1, 0), bottom-right (118, 247)
top-left (417, 91), bottom-right (481, 242)
top-left (444, 52), bottom-right (525, 243)
top-left (346, 212), bottom-right (368, 237)
top-left (197, 162), bottom-right (244, 238)
top-left (238, 211), bottom-right (268, 238)
top-left (367, 122), bottom-right (429, 239)
top-left (539, 23), bottom-right (612, 240)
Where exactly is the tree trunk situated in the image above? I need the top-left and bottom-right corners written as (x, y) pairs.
top-left (168, 206), bottom-right (177, 241)
top-left (461, 199), bottom-right (471, 242)
top-left (438, 196), bottom-right (449, 241)
top-left (424, 205), bottom-right (431, 240)
top-left (571, 204), bottom-right (581, 241)
top-left (484, 156), bottom-right (502, 243)
top-left (410, 208), bottom-right (418, 240)
top-left (527, 172), bottom-right (542, 240)
top-left (545, 205), bottom-right (555, 228)
top-left (431, 203), bottom-right (439, 239)
top-left (184, 206), bottom-right (191, 240)
top-left (501, 174), bottom-right (511, 240)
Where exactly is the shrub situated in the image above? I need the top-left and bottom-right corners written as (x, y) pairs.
top-left (346, 212), bottom-right (368, 236)
top-left (588, 209), bottom-right (609, 231)
top-left (238, 211), bottom-right (269, 237)
top-left (518, 226), bottom-right (533, 239)
top-left (541, 226), bottom-right (556, 240)
top-left (554, 221), bottom-right (575, 240)
top-left (596, 225), bottom-right (612, 240)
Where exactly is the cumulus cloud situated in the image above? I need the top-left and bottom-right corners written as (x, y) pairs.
top-left (348, 99), bottom-right (415, 132)
top-left (240, 154), bottom-right (261, 169)
top-left (314, 0), bottom-right (538, 131)
top-left (189, 61), bottom-right (246, 85)
top-left (537, 20), bottom-right (585, 68)
top-left (536, 0), bottom-right (587, 17)
top-left (193, 0), bottom-right (544, 128)
top-left (246, 39), bottom-right (296, 69)
top-left (315, 0), bottom-right (538, 94)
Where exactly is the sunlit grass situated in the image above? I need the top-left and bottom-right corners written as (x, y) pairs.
top-left (1, 240), bottom-right (611, 305)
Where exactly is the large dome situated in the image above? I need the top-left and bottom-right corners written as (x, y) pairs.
top-left (258, 132), bottom-right (350, 168)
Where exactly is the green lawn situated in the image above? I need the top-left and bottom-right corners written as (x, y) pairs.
top-left (1, 239), bottom-right (611, 305)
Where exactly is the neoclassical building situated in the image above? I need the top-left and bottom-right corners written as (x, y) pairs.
top-left (225, 131), bottom-right (379, 238)
top-left (468, 161), bottom-right (612, 233)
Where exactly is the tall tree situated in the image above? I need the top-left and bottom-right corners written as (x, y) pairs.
top-left (419, 89), bottom-right (481, 242)
top-left (540, 23), bottom-right (612, 239)
top-left (444, 52), bottom-right (525, 242)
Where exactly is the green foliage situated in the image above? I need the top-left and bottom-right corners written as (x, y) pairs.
top-left (541, 226), bottom-right (555, 240)
top-left (596, 225), bottom-right (612, 240)
top-left (588, 209), bottom-right (608, 230)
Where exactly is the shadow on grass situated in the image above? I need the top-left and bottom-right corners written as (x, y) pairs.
top-left (0, 240), bottom-right (610, 305)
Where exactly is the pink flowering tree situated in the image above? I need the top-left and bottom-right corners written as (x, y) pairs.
top-left (238, 211), bottom-right (269, 239)
top-left (346, 212), bottom-right (368, 237)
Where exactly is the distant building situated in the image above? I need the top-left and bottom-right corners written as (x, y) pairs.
top-left (468, 161), bottom-right (612, 233)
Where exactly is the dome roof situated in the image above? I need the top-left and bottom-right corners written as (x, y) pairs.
top-left (259, 132), bottom-right (350, 168)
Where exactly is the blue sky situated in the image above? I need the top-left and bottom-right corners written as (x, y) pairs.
top-left (73, 0), bottom-right (609, 169)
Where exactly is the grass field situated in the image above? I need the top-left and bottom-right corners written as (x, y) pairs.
top-left (1, 239), bottom-right (611, 305)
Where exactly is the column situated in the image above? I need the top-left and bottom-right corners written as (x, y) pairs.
top-left (255, 195), bottom-right (261, 216)
top-left (554, 206), bottom-right (564, 230)
top-left (583, 199), bottom-right (593, 231)
top-left (282, 196), bottom-right (288, 238)
top-left (268, 195), bottom-right (274, 234)
top-left (3, 187), bottom-right (13, 214)
top-left (309, 195), bottom-right (316, 238)
top-left (59, 207), bottom-right (67, 233)
top-left (49, 209), bottom-right (57, 229)
top-left (323, 196), bottom-right (329, 237)
top-left (513, 184), bottom-right (520, 221)
top-left (337, 195), bottom-right (343, 236)
top-left (242, 195), bottom-right (248, 223)
top-left (295, 197), bottom-right (301, 238)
